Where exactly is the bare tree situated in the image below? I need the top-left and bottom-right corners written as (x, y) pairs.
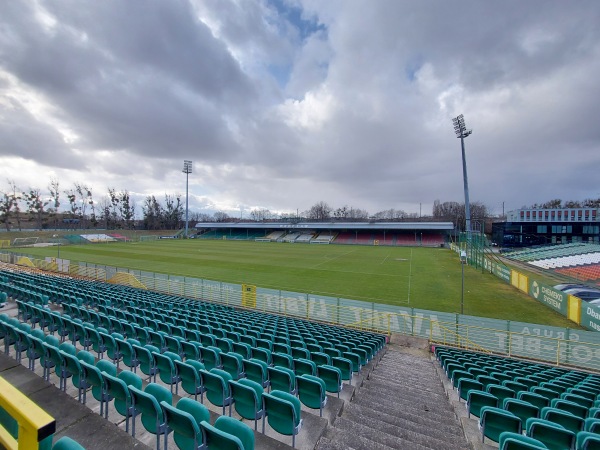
top-left (64, 188), bottom-right (80, 228)
top-left (306, 201), bottom-right (332, 221)
top-left (213, 211), bottom-right (229, 222)
top-left (433, 199), bottom-right (488, 231)
top-left (119, 190), bottom-right (135, 229)
top-left (0, 191), bottom-right (12, 231)
top-left (8, 180), bottom-right (23, 231)
top-left (23, 187), bottom-right (48, 229)
top-left (97, 196), bottom-right (111, 229)
top-left (48, 178), bottom-right (60, 229)
top-left (250, 208), bottom-right (272, 221)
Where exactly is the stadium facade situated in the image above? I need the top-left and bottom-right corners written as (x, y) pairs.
top-left (492, 207), bottom-right (600, 247)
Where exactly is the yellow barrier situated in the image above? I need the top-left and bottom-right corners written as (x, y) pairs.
top-left (0, 376), bottom-right (55, 450)
top-left (107, 273), bottom-right (147, 290)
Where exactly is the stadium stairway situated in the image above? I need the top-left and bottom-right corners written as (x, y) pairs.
top-left (316, 345), bottom-right (470, 450)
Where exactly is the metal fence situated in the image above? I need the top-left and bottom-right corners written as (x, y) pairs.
top-left (3, 250), bottom-right (600, 372)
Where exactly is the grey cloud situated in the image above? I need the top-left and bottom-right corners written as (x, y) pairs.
top-left (0, 0), bottom-right (599, 216)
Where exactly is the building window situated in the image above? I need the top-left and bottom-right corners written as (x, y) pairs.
top-left (537, 225), bottom-right (547, 233)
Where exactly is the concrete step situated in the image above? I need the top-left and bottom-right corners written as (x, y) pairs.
top-left (360, 382), bottom-right (455, 414)
top-left (315, 436), bottom-right (358, 450)
top-left (343, 403), bottom-right (469, 450)
top-left (364, 376), bottom-right (450, 402)
top-left (334, 416), bottom-right (434, 450)
top-left (354, 389), bottom-right (460, 426)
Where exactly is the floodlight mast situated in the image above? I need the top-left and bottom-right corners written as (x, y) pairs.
top-left (452, 114), bottom-right (473, 240)
top-left (183, 160), bottom-right (192, 238)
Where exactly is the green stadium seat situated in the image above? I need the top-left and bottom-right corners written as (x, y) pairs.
top-left (175, 360), bottom-right (206, 402)
top-left (297, 374), bottom-right (327, 417)
top-left (103, 370), bottom-right (142, 432)
top-left (132, 344), bottom-right (159, 382)
top-left (525, 418), bottom-right (575, 450)
top-left (577, 431), bottom-right (600, 450)
top-left (294, 358), bottom-right (316, 377)
top-left (503, 398), bottom-right (540, 425)
top-left (243, 358), bottom-right (270, 389)
top-left (161, 397), bottom-right (210, 450)
top-left (130, 383), bottom-right (172, 450)
top-left (269, 365), bottom-right (296, 393)
top-left (317, 364), bottom-right (343, 397)
top-left (229, 378), bottom-right (265, 430)
top-left (202, 368), bottom-right (233, 416)
top-left (221, 352), bottom-right (245, 380)
top-left (540, 407), bottom-right (584, 434)
top-left (262, 390), bottom-right (302, 448)
top-left (52, 436), bottom-right (86, 450)
top-left (479, 406), bottom-right (522, 444)
top-left (467, 390), bottom-right (498, 419)
top-left (201, 415), bottom-right (255, 450)
top-left (199, 346), bottom-right (222, 371)
top-left (498, 431), bottom-right (548, 449)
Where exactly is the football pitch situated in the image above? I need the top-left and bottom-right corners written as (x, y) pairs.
top-left (15, 239), bottom-right (577, 328)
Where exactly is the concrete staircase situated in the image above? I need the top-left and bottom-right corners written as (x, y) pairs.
top-left (316, 346), bottom-right (470, 450)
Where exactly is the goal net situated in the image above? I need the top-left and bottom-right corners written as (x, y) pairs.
top-left (12, 237), bottom-right (39, 247)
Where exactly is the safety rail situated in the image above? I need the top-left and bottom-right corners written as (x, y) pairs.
top-left (0, 376), bottom-right (55, 450)
top-left (430, 323), bottom-right (492, 354)
top-left (430, 320), bottom-right (600, 372)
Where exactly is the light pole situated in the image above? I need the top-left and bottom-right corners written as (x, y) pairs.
top-left (460, 250), bottom-right (467, 314)
top-left (452, 114), bottom-right (473, 241)
top-left (183, 160), bottom-right (192, 238)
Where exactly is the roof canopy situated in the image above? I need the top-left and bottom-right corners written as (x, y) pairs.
top-left (195, 221), bottom-right (454, 231)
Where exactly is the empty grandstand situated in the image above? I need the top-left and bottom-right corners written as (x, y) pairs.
top-left (195, 221), bottom-right (453, 247)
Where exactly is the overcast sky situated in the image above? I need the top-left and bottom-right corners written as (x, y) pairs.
top-left (1, 0), bottom-right (599, 218)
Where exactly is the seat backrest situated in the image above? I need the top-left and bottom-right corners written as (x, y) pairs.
top-left (479, 407), bottom-right (521, 443)
top-left (229, 379), bottom-right (263, 421)
top-left (129, 383), bottom-right (172, 434)
top-left (503, 398), bottom-right (540, 424)
top-left (200, 420), bottom-right (245, 450)
top-left (214, 416), bottom-right (255, 450)
top-left (161, 400), bottom-right (204, 450)
top-left (317, 365), bottom-right (342, 393)
top-left (577, 431), bottom-right (600, 450)
top-left (52, 436), bottom-right (86, 450)
top-left (467, 391), bottom-right (499, 418)
top-left (202, 369), bottom-right (232, 406)
top-left (263, 390), bottom-right (301, 435)
top-left (458, 379), bottom-right (484, 401)
top-left (268, 367), bottom-right (295, 394)
top-left (526, 418), bottom-right (576, 450)
top-left (541, 407), bottom-right (584, 434)
top-left (498, 431), bottom-right (548, 450)
top-left (243, 359), bottom-right (269, 387)
top-left (297, 375), bottom-right (326, 410)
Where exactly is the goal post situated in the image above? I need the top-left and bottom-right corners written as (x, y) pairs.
top-left (12, 237), bottom-right (39, 247)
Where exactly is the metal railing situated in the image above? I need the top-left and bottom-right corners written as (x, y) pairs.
top-left (4, 253), bottom-right (600, 372)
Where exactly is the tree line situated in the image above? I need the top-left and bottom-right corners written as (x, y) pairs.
top-left (0, 178), bottom-right (187, 231)
top-left (5, 178), bottom-right (595, 233)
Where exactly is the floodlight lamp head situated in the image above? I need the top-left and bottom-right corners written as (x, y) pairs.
top-left (452, 114), bottom-right (471, 138)
top-left (183, 160), bottom-right (193, 174)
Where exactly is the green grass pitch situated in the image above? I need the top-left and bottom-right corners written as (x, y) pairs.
top-left (16, 239), bottom-right (578, 328)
